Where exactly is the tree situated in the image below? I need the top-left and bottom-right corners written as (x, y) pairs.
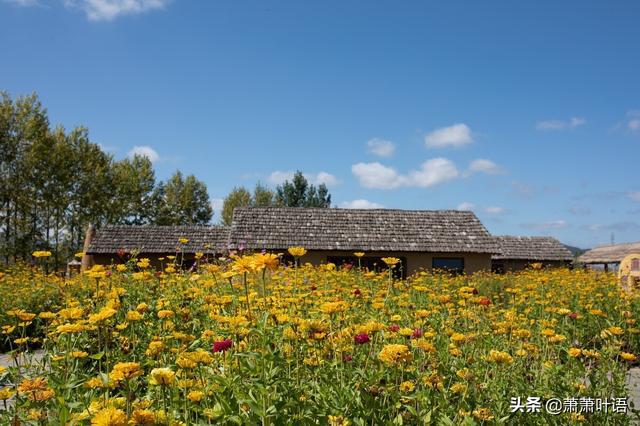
top-left (275, 171), bottom-right (331, 208)
top-left (110, 155), bottom-right (157, 225)
top-left (221, 187), bottom-right (252, 226)
top-left (252, 183), bottom-right (275, 207)
top-left (154, 171), bottom-right (213, 225)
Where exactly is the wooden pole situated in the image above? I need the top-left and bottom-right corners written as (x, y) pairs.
top-left (80, 224), bottom-right (96, 272)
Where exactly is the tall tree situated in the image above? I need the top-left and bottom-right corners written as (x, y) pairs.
top-left (154, 171), bottom-right (213, 225)
top-left (252, 183), bottom-right (275, 207)
top-left (111, 155), bottom-right (157, 225)
top-left (221, 187), bottom-right (252, 226)
top-left (275, 171), bottom-right (331, 208)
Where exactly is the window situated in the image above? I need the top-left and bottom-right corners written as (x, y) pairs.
top-left (432, 257), bottom-right (464, 274)
top-left (326, 255), bottom-right (407, 279)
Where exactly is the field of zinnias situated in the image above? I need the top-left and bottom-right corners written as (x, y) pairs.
top-left (1, 251), bottom-right (639, 425)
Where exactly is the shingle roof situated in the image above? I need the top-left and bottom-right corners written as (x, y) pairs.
top-left (86, 225), bottom-right (229, 254)
top-left (228, 207), bottom-right (498, 253)
top-left (492, 236), bottom-right (573, 261)
top-left (578, 242), bottom-right (640, 264)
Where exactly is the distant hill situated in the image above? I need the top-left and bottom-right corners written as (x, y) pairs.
top-left (564, 244), bottom-right (588, 257)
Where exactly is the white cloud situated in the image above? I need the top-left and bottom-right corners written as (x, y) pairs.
top-left (351, 162), bottom-right (403, 189)
top-left (466, 159), bottom-right (504, 176)
top-left (484, 206), bottom-right (505, 214)
top-left (521, 220), bottom-right (568, 230)
top-left (628, 191), bottom-right (640, 202)
top-left (128, 145), bottom-right (159, 163)
top-left (408, 158), bottom-right (459, 187)
top-left (351, 158), bottom-right (459, 190)
top-left (366, 138), bottom-right (395, 157)
top-left (64, 0), bottom-right (170, 21)
top-left (210, 198), bottom-right (224, 217)
top-left (315, 172), bottom-right (340, 187)
top-left (457, 202), bottom-right (475, 211)
top-left (267, 171), bottom-right (340, 187)
top-left (4, 0), bottom-right (39, 6)
top-left (425, 123), bottom-right (473, 148)
top-left (536, 117), bottom-right (586, 130)
top-left (339, 199), bottom-right (385, 209)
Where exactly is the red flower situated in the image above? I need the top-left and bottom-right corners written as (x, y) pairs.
top-left (310, 285), bottom-right (317, 291)
top-left (568, 312), bottom-right (578, 319)
top-left (342, 354), bottom-right (353, 362)
top-left (478, 297), bottom-right (491, 306)
top-left (411, 328), bottom-right (423, 339)
top-left (353, 288), bottom-right (362, 297)
top-left (388, 324), bottom-right (400, 332)
top-left (212, 339), bottom-right (233, 353)
top-left (471, 288), bottom-right (479, 295)
top-left (354, 333), bottom-right (370, 344)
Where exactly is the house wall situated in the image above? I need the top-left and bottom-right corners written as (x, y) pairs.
top-left (299, 251), bottom-right (491, 275)
top-left (491, 259), bottom-right (572, 273)
top-left (88, 253), bottom-right (215, 271)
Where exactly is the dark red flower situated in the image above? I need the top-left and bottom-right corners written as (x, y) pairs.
top-left (471, 288), bottom-right (479, 295)
top-left (568, 312), bottom-right (578, 319)
top-left (353, 288), bottom-right (362, 297)
top-left (117, 248), bottom-right (127, 258)
top-left (354, 333), bottom-right (370, 344)
top-left (388, 324), bottom-right (400, 332)
top-left (478, 297), bottom-right (491, 306)
top-left (342, 354), bottom-right (353, 362)
top-left (411, 328), bottom-right (423, 339)
top-left (310, 285), bottom-right (317, 291)
top-left (212, 339), bottom-right (233, 353)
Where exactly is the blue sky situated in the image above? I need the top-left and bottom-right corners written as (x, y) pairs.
top-left (2, 0), bottom-right (639, 248)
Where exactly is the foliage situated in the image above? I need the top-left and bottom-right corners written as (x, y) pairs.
top-left (0, 92), bottom-right (214, 268)
top-left (1, 261), bottom-right (639, 425)
top-left (275, 171), bottom-right (331, 208)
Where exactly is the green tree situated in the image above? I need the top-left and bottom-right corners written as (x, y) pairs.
top-left (275, 171), bottom-right (331, 208)
top-left (154, 171), bottom-right (213, 225)
top-left (221, 187), bottom-right (252, 226)
top-left (111, 155), bottom-right (157, 225)
top-left (252, 183), bottom-right (275, 207)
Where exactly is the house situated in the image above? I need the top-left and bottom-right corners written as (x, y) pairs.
top-left (491, 236), bottom-right (573, 272)
top-left (83, 225), bottom-right (229, 270)
top-left (578, 241), bottom-right (640, 272)
top-left (227, 207), bottom-right (498, 276)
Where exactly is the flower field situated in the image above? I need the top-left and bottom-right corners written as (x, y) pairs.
top-left (1, 253), bottom-right (639, 425)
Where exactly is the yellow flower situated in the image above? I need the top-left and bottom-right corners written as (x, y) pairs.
top-left (187, 390), bottom-right (205, 403)
top-left (472, 408), bottom-right (494, 421)
top-left (381, 257), bottom-right (400, 267)
top-left (378, 344), bottom-right (413, 364)
top-left (486, 350), bottom-right (514, 364)
top-left (150, 368), bottom-right (175, 386)
top-left (89, 307), bottom-right (117, 324)
top-left (354, 252), bottom-right (365, 258)
top-left (399, 381), bottom-right (415, 393)
top-left (450, 382), bottom-right (467, 394)
top-left (620, 352), bottom-right (637, 362)
top-left (287, 246), bottom-right (307, 257)
top-left (32, 250), bottom-right (52, 258)
top-left (109, 362), bottom-right (142, 382)
top-left (179, 237), bottom-right (189, 244)
top-left (568, 348), bottom-right (582, 358)
top-left (328, 415), bottom-right (350, 426)
top-left (116, 264), bottom-right (127, 272)
top-left (91, 407), bottom-right (127, 426)
top-left (75, 252), bottom-right (85, 258)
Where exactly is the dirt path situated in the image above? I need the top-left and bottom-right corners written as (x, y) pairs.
top-left (0, 350), bottom-right (46, 411)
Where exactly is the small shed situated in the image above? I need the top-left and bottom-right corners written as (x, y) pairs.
top-left (492, 236), bottom-right (573, 272)
top-left (84, 225), bottom-right (230, 270)
top-left (578, 241), bottom-right (640, 272)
